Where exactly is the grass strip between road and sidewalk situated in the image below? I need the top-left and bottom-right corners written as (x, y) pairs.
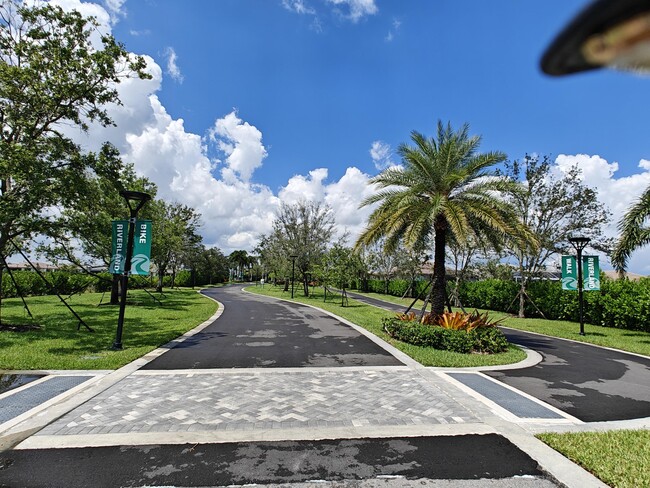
top-left (355, 291), bottom-right (650, 357)
top-left (0, 288), bottom-right (218, 370)
top-left (247, 284), bottom-right (526, 367)
top-left (536, 430), bottom-right (650, 488)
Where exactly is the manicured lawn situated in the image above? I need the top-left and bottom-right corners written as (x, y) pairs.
top-left (537, 430), bottom-right (650, 488)
top-left (247, 285), bottom-right (526, 367)
top-left (0, 289), bottom-right (218, 370)
top-left (353, 291), bottom-right (650, 357)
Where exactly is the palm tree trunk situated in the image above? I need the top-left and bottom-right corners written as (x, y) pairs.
top-left (431, 226), bottom-right (447, 315)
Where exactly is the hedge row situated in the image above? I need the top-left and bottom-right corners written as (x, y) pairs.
top-left (362, 279), bottom-right (430, 299)
top-left (458, 278), bottom-right (650, 333)
top-left (0, 269), bottom-right (218, 298)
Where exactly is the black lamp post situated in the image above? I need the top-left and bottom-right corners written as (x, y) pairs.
top-left (569, 236), bottom-right (591, 336)
top-left (113, 190), bottom-right (151, 350)
top-left (290, 255), bottom-right (297, 299)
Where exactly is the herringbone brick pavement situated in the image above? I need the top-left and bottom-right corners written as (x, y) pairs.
top-left (37, 369), bottom-right (477, 436)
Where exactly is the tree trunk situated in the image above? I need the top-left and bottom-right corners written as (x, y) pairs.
top-left (431, 225), bottom-right (447, 315)
top-left (157, 268), bottom-right (164, 293)
top-left (518, 278), bottom-right (526, 318)
top-left (303, 277), bottom-right (309, 297)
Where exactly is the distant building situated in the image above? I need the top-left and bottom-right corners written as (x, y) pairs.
top-left (5, 262), bottom-right (59, 272)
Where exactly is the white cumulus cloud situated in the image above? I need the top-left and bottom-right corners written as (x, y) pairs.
top-left (208, 111), bottom-right (268, 183)
top-left (36, 0), bottom-right (381, 255)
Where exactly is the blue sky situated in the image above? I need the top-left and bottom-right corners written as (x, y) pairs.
top-left (61, 0), bottom-right (650, 272)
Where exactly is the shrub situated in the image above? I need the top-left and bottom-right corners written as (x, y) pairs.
top-left (472, 326), bottom-right (509, 353)
top-left (382, 311), bottom-right (509, 354)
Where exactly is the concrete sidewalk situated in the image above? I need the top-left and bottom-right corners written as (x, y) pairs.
top-left (0, 286), bottom-right (612, 487)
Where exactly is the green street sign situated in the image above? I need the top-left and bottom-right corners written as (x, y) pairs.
top-left (561, 255), bottom-right (578, 291)
top-left (132, 220), bottom-right (152, 276)
top-left (110, 220), bottom-right (152, 276)
top-left (110, 220), bottom-right (128, 275)
top-left (561, 255), bottom-right (600, 291)
top-left (583, 255), bottom-right (600, 291)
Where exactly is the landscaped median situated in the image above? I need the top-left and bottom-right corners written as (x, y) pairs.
top-left (352, 291), bottom-right (650, 357)
top-left (247, 285), bottom-right (526, 368)
top-left (0, 288), bottom-right (218, 370)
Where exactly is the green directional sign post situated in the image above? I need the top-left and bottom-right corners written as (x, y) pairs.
top-left (110, 220), bottom-right (152, 276)
top-left (110, 220), bottom-right (128, 275)
top-left (562, 255), bottom-right (600, 291)
top-left (582, 255), bottom-right (600, 291)
top-left (561, 255), bottom-right (578, 291)
top-left (131, 220), bottom-right (152, 276)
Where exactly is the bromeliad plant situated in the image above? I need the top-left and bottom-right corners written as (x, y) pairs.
top-left (383, 309), bottom-right (509, 354)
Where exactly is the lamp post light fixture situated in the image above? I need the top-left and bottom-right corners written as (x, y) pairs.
top-left (112, 190), bottom-right (151, 350)
top-left (569, 236), bottom-right (591, 336)
top-left (542, 0), bottom-right (650, 76)
top-left (290, 255), bottom-right (298, 299)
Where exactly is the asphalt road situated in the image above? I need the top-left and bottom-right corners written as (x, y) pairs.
top-left (141, 286), bottom-right (402, 369)
top-left (346, 290), bottom-right (650, 422)
top-left (0, 435), bottom-right (551, 488)
top-left (490, 328), bottom-right (650, 422)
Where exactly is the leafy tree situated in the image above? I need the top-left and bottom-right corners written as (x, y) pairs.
top-left (266, 201), bottom-right (335, 296)
top-left (150, 201), bottom-right (202, 291)
top-left (363, 238), bottom-right (398, 294)
top-left (501, 155), bottom-right (611, 317)
top-left (0, 1), bottom-right (149, 260)
top-left (256, 234), bottom-right (289, 286)
top-left (356, 121), bottom-right (531, 315)
top-left (197, 247), bottom-right (230, 284)
top-left (611, 186), bottom-right (650, 272)
top-left (319, 243), bottom-right (363, 305)
top-left (228, 250), bottom-right (254, 281)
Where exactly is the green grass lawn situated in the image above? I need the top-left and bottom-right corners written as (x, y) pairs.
top-left (352, 291), bottom-right (650, 357)
top-left (248, 285), bottom-right (526, 367)
top-left (0, 288), bottom-right (218, 370)
top-left (537, 430), bottom-right (650, 488)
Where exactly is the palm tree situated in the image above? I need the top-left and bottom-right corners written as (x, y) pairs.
top-left (356, 121), bottom-right (532, 315)
top-left (611, 187), bottom-right (650, 272)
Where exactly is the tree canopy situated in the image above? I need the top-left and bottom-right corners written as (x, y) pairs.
top-left (356, 121), bottom-right (532, 315)
top-left (0, 0), bottom-right (150, 261)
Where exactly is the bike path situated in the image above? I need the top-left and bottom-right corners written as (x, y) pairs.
top-left (345, 290), bottom-right (650, 422)
top-left (141, 285), bottom-right (402, 369)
